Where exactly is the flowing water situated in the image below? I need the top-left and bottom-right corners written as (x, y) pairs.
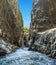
top-left (0, 48), bottom-right (56, 65)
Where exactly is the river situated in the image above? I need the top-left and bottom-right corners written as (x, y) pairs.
top-left (0, 48), bottom-right (56, 65)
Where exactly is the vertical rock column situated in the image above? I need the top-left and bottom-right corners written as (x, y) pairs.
top-left (0, 0), bottom-right (23, 47)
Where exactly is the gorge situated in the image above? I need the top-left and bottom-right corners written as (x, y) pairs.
top-left (0, 0), bottom-right (56, 65)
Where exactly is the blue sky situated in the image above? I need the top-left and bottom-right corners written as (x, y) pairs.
top-left (18, 0), bottom-right (33, 28)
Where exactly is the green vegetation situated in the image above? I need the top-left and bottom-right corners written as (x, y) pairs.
top-left (23, 27), bottom-right (29, 37)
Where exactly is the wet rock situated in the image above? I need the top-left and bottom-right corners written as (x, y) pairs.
top-left (51, 50), bottom-right (56, 58)
top-left (0, 48), bottom-right (7, 56)
top-left (0, 39), bottom-right (18, 54)
top-left (29, 28), bottom-right (56, 58)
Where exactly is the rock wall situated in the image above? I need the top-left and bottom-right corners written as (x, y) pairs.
top-left (29, 0), bottom-right (56, 58)
top-left (29, 28), bottom-right (56, 58)
top-left (0, 0), bottom-right (23, 47)
top-left (30, 0), bottom-right (56, 33)
top-left (0, 0), bottom-right (23, 55)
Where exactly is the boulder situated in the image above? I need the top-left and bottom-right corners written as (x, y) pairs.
top-left (0, 48), bottom-right (7, 56)
top-left (29, 28), bottom-right (56, 58)
top-left (0, 39), bottom-right (18, 56)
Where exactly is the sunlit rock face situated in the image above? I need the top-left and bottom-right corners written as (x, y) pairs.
top-left (29, 0), bottom-right (56, 58)
top-left (0, 0), bottom-right (23, 47)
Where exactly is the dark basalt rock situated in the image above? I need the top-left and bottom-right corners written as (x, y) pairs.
top-left (0, 48), bottom-right (7, 56)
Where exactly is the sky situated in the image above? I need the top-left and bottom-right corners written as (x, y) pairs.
top-left (18, 0), bottom-right (33, 28)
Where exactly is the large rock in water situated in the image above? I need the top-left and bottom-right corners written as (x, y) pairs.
top-left (0, 39), bottom-right (18, 55)
top-left (29, 28), bottom-right (56, 58)
top-left (0, 0), bottom-right (23, 46)
top-left (29, 0), bottom-right (56, 58)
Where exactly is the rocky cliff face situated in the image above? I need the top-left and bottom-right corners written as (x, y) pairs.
top-left (0, 0), bottom-right (23, 55)
top-left (30, 0), bottom-right (56, 33)
top-left (0, 0), bottom-right (23, 46)
top-left (29, 0), bottom-right (56, 58)
top-left (29, 28), bottom-right (56, 58)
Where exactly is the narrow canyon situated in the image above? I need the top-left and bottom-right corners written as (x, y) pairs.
top-left (0, 0), bottom-right (56, 65)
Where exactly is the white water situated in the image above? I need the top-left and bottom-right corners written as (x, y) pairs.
top-left (0, 48), bottom-right (56, 65)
